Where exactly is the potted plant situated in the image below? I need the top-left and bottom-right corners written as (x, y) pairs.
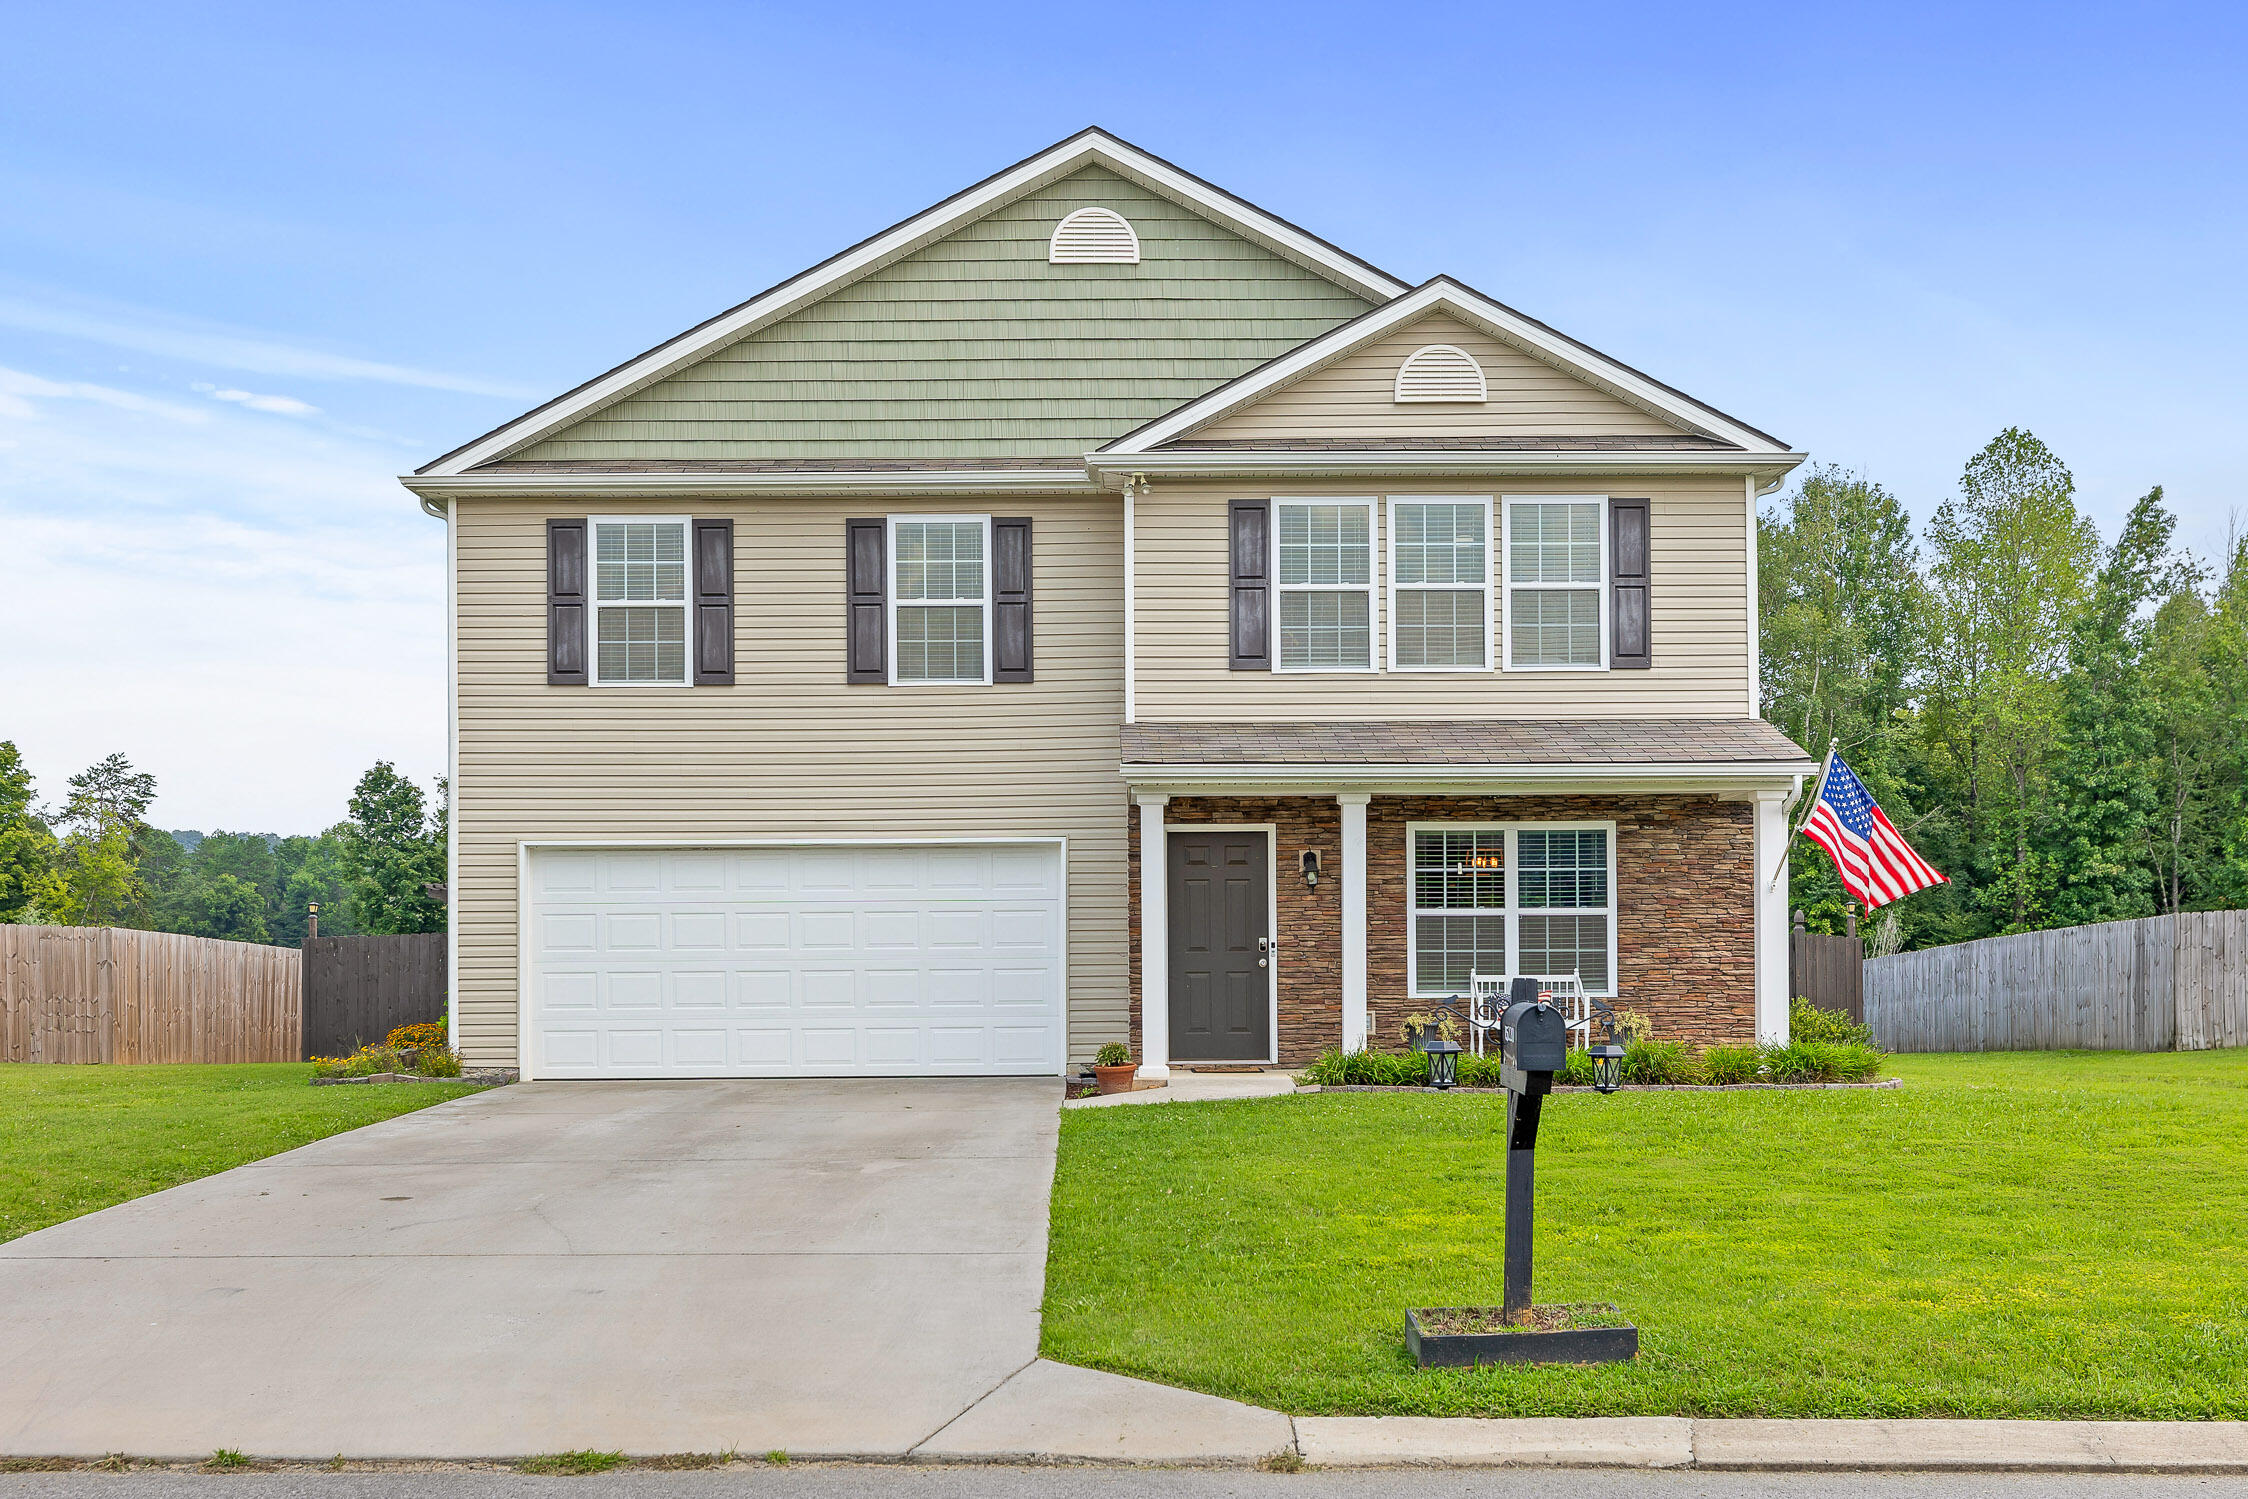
top-left (1092, 1043), bottom-right (1137, 1095)
top-left (1401, 1009), bottom-right (1462, 1052)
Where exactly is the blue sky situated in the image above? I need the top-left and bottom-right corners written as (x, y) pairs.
top-left (3, 1), bottom-right (2242, 832)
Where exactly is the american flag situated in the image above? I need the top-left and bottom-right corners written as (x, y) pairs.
top-left (1799, 752), bottom-right (1947, 908)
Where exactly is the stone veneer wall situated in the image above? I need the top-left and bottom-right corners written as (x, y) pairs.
top-left (1130, 792), bottom-right (1755, 1066)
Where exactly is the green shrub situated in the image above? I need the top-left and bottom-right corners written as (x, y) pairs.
top-left (1700, 1044), bottom-right (1763, 1085)
top-left (1762, 1040), bottom-right (1884, 1083)
top-left (1094, 1042), bottom-right (1132, 1067)
top-left (1304, 1047), bottom-right (1428, 1086)
top-left (1621, 1040), bottom-right (1694, 1085)
top-left (413, 1046), bottom-right (463, 1078)
top-left (1556, 1049), bottom-right (1596, 1086)
top-left (1790, 994), bottom-right (1875, 1046)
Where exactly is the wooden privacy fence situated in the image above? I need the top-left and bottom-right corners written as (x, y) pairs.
top-left (1865, 910), bottom-right (2248, 1053)
top-left (0, 925), bottom-right (301, 1063)
top-left (1790, 929), bottom-right (1864, 1021)
top-left (302, 933), bottom-right (446, 1060)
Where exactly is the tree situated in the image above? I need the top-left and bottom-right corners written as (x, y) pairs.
top-left (0, 742), bottom-right (61, 922)
top-left (192, 873), bottom-right (271, 944)
top-left (1760, 467), bottom-right (1931, 934)
top-left (52, 753), bottom-right (158, 927)
top-left (2039, 489), bottom-right (2186, 926)
top-left (1920, 429), bottom-right (2100, 932)
top-left (340, 763), bottom-right (447, 935)
top-left (272, 829), bottom-right (356, 947)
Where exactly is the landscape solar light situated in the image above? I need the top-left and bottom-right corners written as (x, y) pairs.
top-left (1588, 1042), bottom-right (1626, 1095)
top-left (1423, 1037), bottom-right (1462, 1090)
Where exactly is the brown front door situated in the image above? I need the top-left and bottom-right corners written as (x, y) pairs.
top-left (1168, 829), bottom-right (1271, 1061)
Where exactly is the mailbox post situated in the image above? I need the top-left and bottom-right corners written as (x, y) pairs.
top-left (1498, 976), bottom-right (1569, 1324)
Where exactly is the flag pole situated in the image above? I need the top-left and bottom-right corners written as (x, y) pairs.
top-left (1766, 737), bottom-right (1836, 893)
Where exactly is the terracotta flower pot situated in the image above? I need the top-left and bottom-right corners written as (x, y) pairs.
top-left (1092, 1063), bottom-right (1138, 1095)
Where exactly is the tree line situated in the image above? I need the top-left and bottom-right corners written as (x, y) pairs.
top-left (0, 747), bottom-right (446, 945)
top-left (1764, 428), bottom-right (2248, 951)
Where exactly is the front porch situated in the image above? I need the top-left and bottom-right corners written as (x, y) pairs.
top-left (1120, 721), bottom-right (1817, 1077)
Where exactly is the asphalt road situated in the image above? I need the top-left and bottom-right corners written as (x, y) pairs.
top-left (4, 1470), bottom-right (2244, 1499)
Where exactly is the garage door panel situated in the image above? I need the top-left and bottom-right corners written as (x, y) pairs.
top-left (529, 843), bottom-right (1063, 1078)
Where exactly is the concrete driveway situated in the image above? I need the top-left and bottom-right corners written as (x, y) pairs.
top-left (0, 1078), bottom-right (1060, 1459)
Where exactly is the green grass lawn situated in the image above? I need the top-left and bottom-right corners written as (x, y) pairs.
top-left (1042, 1051), bottom-right (2248, 1420)
top-left (0, 1063), bottom-right (484, 1243)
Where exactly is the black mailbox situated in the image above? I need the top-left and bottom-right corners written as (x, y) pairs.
top-left (1502, 999), bottom-right (1569, 1075)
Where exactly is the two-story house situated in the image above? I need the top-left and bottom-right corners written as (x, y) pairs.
top-left (402, 128), bottom-right (1814, 1082)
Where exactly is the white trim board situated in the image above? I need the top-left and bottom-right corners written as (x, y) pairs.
top-left (413, 128), bottom-right (1408, 478)
top-left (1098, 277), bottom-right (1796, 458)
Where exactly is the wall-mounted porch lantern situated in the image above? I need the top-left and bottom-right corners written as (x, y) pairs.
top-left (1300, 849), bottom-right (1322, 888)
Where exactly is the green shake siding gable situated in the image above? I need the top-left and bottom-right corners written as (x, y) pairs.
top-left (515, 166), bottom-right (1378, 462)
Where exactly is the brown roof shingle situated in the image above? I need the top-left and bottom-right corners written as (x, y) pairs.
top-left (1121, 719), bottom-right (1813, 767)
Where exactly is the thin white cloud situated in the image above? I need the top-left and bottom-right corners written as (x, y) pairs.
top-left (0, 365), bottom-right (210, 422)
top-left (0, 292), bottom-right (536, 399)
top-left (200, 384), bottom-right (320, 417)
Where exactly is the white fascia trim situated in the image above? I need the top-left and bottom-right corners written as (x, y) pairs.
top-left (1121, 761), bottom-right (1818, 792)
top-left (401, 469), bottom-right (1105, 499)
top-left (419, 131), bottom-right (1408, 477)
top-left (1087, 450), bottom-right (1808, 481)
top-left (1100, 280), bottom-right (1793, 456)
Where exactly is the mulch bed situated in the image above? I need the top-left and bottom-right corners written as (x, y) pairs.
top-left (1414, 1302), bottom-right (1631, 1336)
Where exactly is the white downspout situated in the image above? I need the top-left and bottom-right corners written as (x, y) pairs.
top-left (1123, 476), bottom-right (1140, 724)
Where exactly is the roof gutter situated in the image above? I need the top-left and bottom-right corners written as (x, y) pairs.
top-left (1087, 450), bottom-right (1809, 484)
top-left (400, 468), bottom-right (1104, 500)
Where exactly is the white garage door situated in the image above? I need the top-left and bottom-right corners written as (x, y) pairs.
top-left (526, 843), bottom-right (1064, 1078)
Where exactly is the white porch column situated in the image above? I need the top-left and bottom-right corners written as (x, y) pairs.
top-left (1753, 788), bottom-right (1791, 1043)
top-left (1136, 793), bottom-right (1171, 1080)
top-left (1338, 793), bottom-right (1370, 1053)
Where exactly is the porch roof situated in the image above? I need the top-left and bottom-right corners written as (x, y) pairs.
top-left (1122, 718), bottom-right (1812, 768)
top-left (1120, 719), bottom-right (1816, 793)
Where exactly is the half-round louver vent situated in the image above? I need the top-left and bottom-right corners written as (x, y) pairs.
top-left (1394, 344), bottom-right (1488, 403)
top-left (1048, 207), bottom-right (1141, 264)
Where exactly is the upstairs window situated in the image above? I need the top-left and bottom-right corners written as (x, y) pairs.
top-left (592, 517), bottom-right (689, 685)
top-left (1274, 499), bottom-right (1374, 671)
top-left (1394, 344), bottom-right (1488, 402)
top-left (1505, 498), bottom-right (1606, 669)
top-left (891, 517), bottom-right (989, 684)
top-left (1389, 498), bottom-right (1491, 670)
top-left (1048, 207), bottom-right (1140, 264)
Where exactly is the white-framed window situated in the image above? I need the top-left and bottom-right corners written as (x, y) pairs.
top-left (1273, 498), bottom-right (1376, 672)
top-left (889, 515), bottom-right (991, 685)
top-left (1407, 822), bottom-right (1616, 996)
top-left (590, 515), bottom-right (690, 687)
top-left (1503, 496), bottom-right (1607, 670)
top-left (1388, 496), bottom-right (1492, 671)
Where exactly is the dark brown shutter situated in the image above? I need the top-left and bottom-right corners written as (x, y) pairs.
top-left (1229, 499), bottom-right (1270, 671)
top-left (846, 518), bottom-right (887, 683)
top-left (692, 518), bottom-right (733, 685)
top-left (992, 517), bottom-right (1034, 683)
top-left (1610, 498), bottom-right (1651, 669)
top-left (546, 519), bottom-right (588, 686)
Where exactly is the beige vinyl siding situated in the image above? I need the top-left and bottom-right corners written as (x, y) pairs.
top-left (452, 494), bottom-right (1127, 1068)
top-left (1133, 477), bottom-right (1752, 719)
top-left (513, 166), bottom-right (1373, 463)
top-left (1188, 313), bottom-right (1686, 440)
